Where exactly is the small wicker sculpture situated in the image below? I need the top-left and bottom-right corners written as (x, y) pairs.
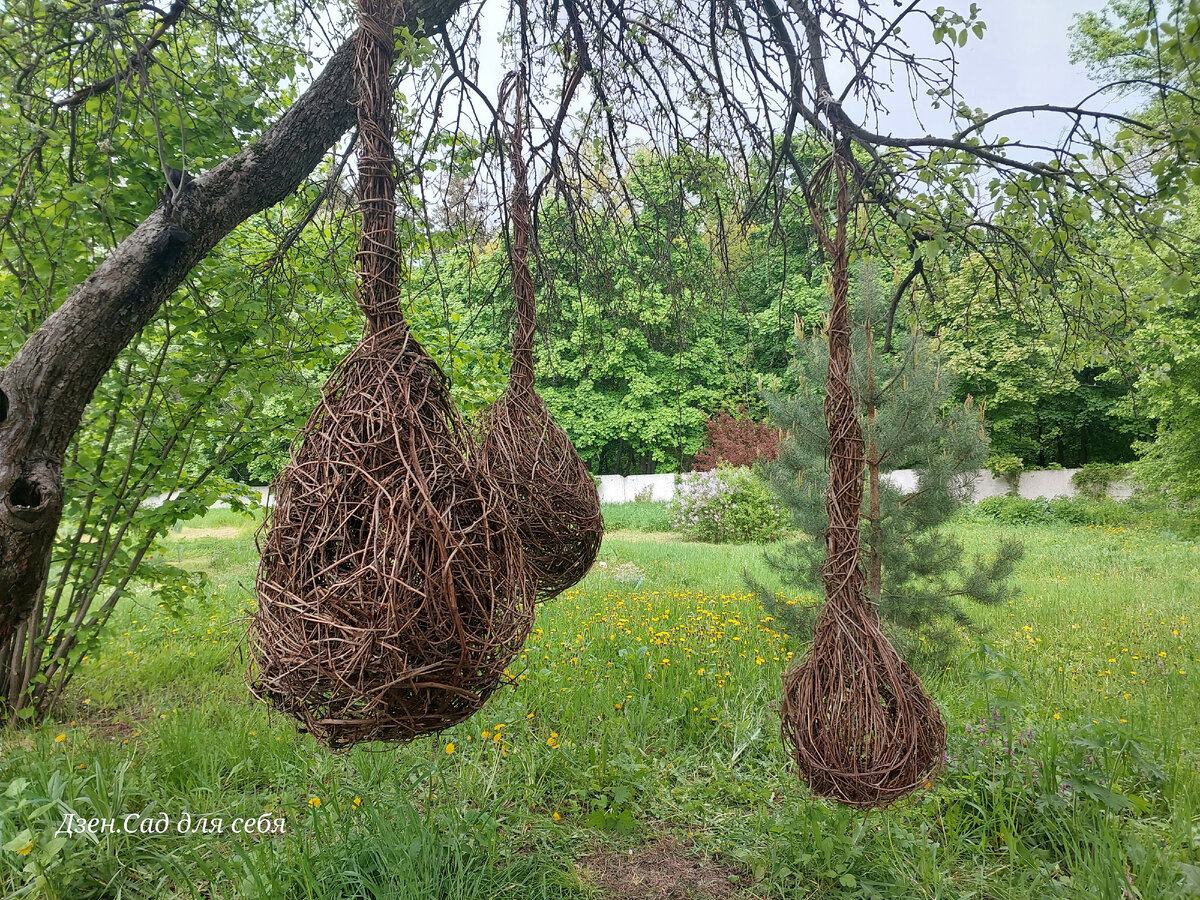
top-left (475, 76), bottom-right (603, 602)
top-left (778, 150), bottom-right (946, 808)
top-left (248, 0), bottom-right (534, 748)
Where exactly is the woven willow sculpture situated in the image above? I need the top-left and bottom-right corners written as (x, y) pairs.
top-left (475, 76), bottom-right (603, 603)
top-left (248, 0), bottom-right (534, 748)
top-left (778, 150), bottom-right (946, 808)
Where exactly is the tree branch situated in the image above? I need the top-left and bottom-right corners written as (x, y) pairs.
top-left (0, 0), bottom-right (468, 643)
top-left (52, 0), bottom-right (189, 109)
top-left (883, 257), bottom-right (922, 353)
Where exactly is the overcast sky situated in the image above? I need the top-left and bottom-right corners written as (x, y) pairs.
top-left (875, 0), bottom-right (1113, 147)
top-left (471, 0), bottom-right (1114, 152)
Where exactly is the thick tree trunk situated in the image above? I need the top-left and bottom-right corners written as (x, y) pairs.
top-left (0, 0), bottom-right (466, 643)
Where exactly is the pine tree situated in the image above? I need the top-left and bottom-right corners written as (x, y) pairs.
top-left (760, 285), bottom-right (1023, 666)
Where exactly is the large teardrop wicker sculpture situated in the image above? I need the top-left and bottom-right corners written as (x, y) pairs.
top-left (474, 76), bottom-right (603, 603)
top-left (248, 0), bottom-right (534, 748)
top-left (778, 150), bottom-right (946, 808)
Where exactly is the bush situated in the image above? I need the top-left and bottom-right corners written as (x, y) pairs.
top-left (966, 495), bottom-right (1143, 527)
top-left (670, 467), bottom-right (788, 543)
top-left (693, 408), bottom-right (782, 470)
top-left (601, 501), bottom-right (672, 532)
top-left (1071, 463), bottom-right (1129, 500)
top-left (969, 496), bottom-right (1051, 525)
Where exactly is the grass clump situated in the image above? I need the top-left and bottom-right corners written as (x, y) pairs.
top-left (3, 507), bottom-right (1199, 898)
top-left (601, 500), bottom-right (672, 533)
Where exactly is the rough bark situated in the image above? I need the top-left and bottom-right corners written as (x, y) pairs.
top-left (0, 0), bottom-right (467, 643)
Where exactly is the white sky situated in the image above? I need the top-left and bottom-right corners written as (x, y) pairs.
top-left (470, 0), bottom-right (1113, 152)
top-left (875, 0), bottom-right (1113, 146)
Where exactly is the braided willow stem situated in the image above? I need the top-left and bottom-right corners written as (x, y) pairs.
top-left (507, 79), bottom-right (537, 396)
top-left (248, 0), bottom-right (534, 747)
top-left (354, 0), bottom-right (402, 327)
top-left (474, 74), bottom-right (603, 603)
top-left (779, 149), bottom-right (946, 808)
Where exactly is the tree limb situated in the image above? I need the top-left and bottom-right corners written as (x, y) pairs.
top-left (52, 0), bottom-right (190, 109)
top-left (0, 0), bottom-right (468, 643)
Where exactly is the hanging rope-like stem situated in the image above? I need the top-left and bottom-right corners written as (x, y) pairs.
top-left (354, 0), bottom-right (402, 327)
top-left (822, 152), bottom-right (865, 618)
top-left (248, 0), bottom-right (535, 748)
top-left (473, 71), bottom-right (604, 604)
top-left (505, 75), bottom-right (537, 395)
top-left (778, 144), bottom-right (946, 809)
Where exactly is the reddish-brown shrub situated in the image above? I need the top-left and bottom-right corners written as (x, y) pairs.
top-left (693, 407), bottom-right (782, 470)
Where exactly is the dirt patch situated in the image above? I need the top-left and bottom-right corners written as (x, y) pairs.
top-left (577, 837), bottom-right (738, 900)
top-left (178, 526), bottom-right (244, 540)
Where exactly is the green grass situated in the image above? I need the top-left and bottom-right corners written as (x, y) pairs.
top-left (600, 500), bottom-right (673, 533)
top-left (3, 512), bottom-right (1200, 898)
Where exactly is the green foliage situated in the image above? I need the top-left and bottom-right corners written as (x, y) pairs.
top-left (925, 250), bottom-right (1147, 468)
top-left (1128, 283), bottom-right (1200, 520)
top-left (763, 294), bottom-right (1023, 662)
top-left (1069, 2), bottom-right (1200, 517)
top-left (968, 496), bottom-right (1053, 526)
top-left (1072, 462), bottom-right (1131, 499)
top-left (986, 453), bottom-right (1025, 496)
top-left (966, 494), bottom-right (1149, 528)
top-left (433, 149), bottom-right (828, 475)
top-left (669, 467), bottom-right (788, 544)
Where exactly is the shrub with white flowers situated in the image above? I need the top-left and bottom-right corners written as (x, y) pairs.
top-left (670, 466), bottom-right (788, 543)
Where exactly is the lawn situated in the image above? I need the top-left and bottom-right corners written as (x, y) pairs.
top-left (2, 509), bottom-right (1199, 898)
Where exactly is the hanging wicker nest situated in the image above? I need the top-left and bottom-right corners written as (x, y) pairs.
top-left (474, 75), bottom-right (603, 602)
top-left (778, 599), bottom-right (946, 808)
top-left (251, 325), bottom-right (535, 747)
top-left (476, 383), bottom-right (603, 602)
top-left (247, 0), bottom-right (534, 748)
top-left (778, 150), bottom-right (945, 808)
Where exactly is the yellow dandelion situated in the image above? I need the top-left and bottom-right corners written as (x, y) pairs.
top-left (308, 797), bottom-right (322, 808)
top-left (54, 734), bottom-right (66, 743)
top-left (445, 742), bottom-right (455, 754)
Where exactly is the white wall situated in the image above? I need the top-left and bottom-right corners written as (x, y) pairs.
top-left (595, 473), bottom-right (678, 504)
top-left (594, 467), bottom-right (1131, 504)
top-left (160, 467), bottom-right (1128, 510)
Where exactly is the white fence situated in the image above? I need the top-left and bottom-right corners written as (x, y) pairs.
top-left (596, 468), bottom-right (1131, 505)
top-left (151, 467), bottom-right (1129, 510)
